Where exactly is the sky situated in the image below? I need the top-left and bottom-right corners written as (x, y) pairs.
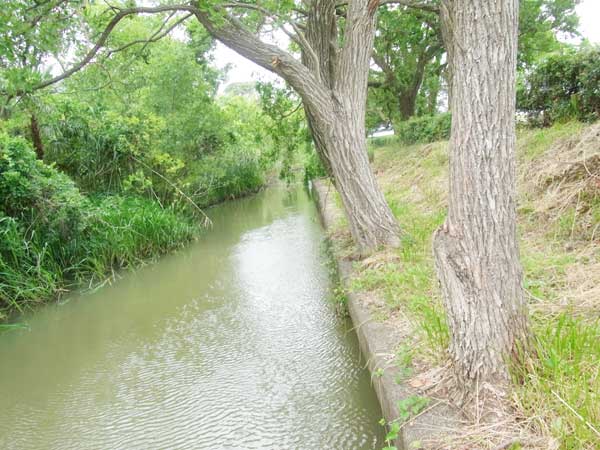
top-left (212, 0), bottom-right (600, 89)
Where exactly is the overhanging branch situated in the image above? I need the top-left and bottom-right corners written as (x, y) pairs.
top-left (23, 4), bottom-right (199, 94)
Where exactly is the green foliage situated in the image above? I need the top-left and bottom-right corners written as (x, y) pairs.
top-left (0, 0), bottom-right (81, 95)
top-left (394, 344), bottom-right (414, 381)
top-left (0, 134), bottom-right (196, 321)
top-left (188, 146), bottom-right (265, 207)
top-left (45, 101), bottom-right (179, 196)
top-left (368, 5), bottom-right (443, 126)
top-left (41, 32), bottom-right (274, 210)
top-left (513, 315), bottom-right (600, 448)
top-left (303, 151), bottom-right (327, 183)
top-left (378, 396), bottom-right (430, 450)
top-left (256, 82), bottom-right (315, 182)
top-left (397, 395), bottom-right (430, 422)
top-left (380, 419), bottom-right (400, 450)
top-left (518, 0), bottom-right (580, 68)
top-left (0, 132), bottom-right (87, 255)
top-left (518, 46), bottom-right (600, 124)
top-left (394, 113), bottom-right (451, 145)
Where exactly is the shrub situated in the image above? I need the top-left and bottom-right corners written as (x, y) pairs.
top-left (518, 46), bottom-right (600, 125)
top-left (44, 99), bottom-right (271, 212)
top-left (0, 134), bottom-right (196, 320)
top-left (187, 148), bottom-right (265, 207)
top-left (303, 150), bottom-right (328, 183)
top-left (394, 113), bottom-right (451, 145)
top-left (0, 133), bottom-right (87, 261)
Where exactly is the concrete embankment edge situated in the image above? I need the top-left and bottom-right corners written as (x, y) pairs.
top-left (312, 179), bottom-right (457, 450)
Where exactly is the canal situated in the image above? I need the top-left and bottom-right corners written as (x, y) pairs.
top-left (0, 185), bottom-right (384, 449)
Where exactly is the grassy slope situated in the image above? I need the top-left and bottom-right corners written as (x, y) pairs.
top-left (344, 122), bottom-right (599, 449)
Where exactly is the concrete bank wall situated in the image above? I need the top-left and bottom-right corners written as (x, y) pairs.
top-left (312, 179), bottom-right (456, 450)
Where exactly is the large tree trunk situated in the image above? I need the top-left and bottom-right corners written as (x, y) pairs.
top-left (305, 0), bottom-right (401, 252)
top-left (269, 0), bottom-right (399, 253)
top-left (331, 115), bottom-right (400, 250)
top-left (398, 90), bottom-right (418, 120)
top-left (301, 0), bottom-right (337, 179)
top-left (433, 0), bottom-right (529, 394)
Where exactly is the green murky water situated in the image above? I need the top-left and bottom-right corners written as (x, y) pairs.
top-left (0, 185), bottom-right (384, 449)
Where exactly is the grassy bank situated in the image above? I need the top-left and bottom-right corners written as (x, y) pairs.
top-left (0, 134), bottom-right (198, 323)
top-left (329, 121), bottom-right (599, 448)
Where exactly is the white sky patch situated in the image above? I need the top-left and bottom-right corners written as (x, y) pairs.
top-left (575, 0), bottom-right (600, 43)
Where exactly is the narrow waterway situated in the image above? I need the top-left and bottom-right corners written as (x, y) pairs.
top-left (0, 185), bottom-right (384, 449)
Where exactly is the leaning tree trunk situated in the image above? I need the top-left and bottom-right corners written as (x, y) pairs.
top-left (304, 0), bottom-right (401, 252)
top-left (299, 0), bottom-right (399, 252)
top-left (433, 0), bottom-right (529, 394)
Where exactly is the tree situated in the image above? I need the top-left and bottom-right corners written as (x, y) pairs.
top-left (434, 0), bottom-right (529, 396)
top-left (369, 5), bottom-right (444, 123)
top-left (518, 0), bottom-right (580, 68)
top-left (365, 0), bottom-right (580, 127)
top-left (1, 0), bottom-right (404, 253)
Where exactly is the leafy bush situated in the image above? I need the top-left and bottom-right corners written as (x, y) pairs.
top-left (44, 97), bottom-right (272, 214)
top-left (188, 148), bottom-right (265, 207)
top-left (518, 46), bottom-right (600, 125)
top-left (303, 151), bottom-right (328, 183)
top-left (0, 132), bottom-right (87, 258)
top-left (45, 102), bottom-right (185, 201)
top-left (394, 113), bottom-right (451, 145)
top-left (0, 134), bottom-right (196, 320)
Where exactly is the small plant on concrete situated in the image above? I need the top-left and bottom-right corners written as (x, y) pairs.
top-left (394, 344), bottom-right (414, 381)
top-left (379, 418), bottom-right (400, 450)
top-left (397, 395), bottom-right (430, 422)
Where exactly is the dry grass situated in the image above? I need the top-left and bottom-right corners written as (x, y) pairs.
top-left (344, 121), bottom-right (600, 449)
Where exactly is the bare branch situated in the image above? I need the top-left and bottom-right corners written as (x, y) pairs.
top-left (106, 12), bottom-right (192, 57)
top-left (379, 0), bottom-right (439, 13)
top-left (335, 0), bottom-right (439, 13)
top-left (22, 4), bottom-right (200, 94)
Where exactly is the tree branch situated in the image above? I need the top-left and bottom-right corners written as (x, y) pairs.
top-left (336, 0), bottom-right (439, 13)
top-left (9, 1), bottom-right (332, 125)
top-left (105, 12), bottom-right (193, 57)
top-left (379, 0), bottom-right (439, 13)
top-left (23, 4), bottom-right (200, 94)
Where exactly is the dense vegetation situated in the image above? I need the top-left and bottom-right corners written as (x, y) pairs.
top-left (0, 133), bottom-right (198, 320)
top-left (518, 45), bottom-right (600, 125)
top-left (0, 17), bottom-right (289, 321)
top-left (1, 0), bottom-right (599, 449)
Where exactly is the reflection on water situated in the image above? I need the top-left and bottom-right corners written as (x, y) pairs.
top-left (0, 185), bottom-right (384, 449)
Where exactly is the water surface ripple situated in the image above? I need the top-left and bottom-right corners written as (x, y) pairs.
top-left (0, 186), bottom-right (384, 449)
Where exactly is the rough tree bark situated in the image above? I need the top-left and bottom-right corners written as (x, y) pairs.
top-left (301, 0), bottom-right (401, 251)
top-left (300, 0), bottom-right (338, 178)
top-left (433, 0), bottom-right (529, 394)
